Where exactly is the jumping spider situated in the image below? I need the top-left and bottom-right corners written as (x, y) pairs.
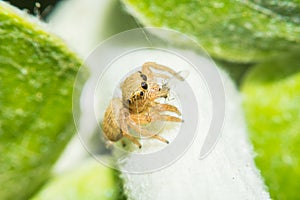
top-left (102, 62), bottom-right (184, 148)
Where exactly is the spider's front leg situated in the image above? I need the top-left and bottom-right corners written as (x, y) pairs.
top-left (127, 118), bottom-right (169, 144)
top-left (150, 101), bottom-right (182, 116)
top-left (151, 113), bottom-right (183, 123)
top-left (149, 104), bottom-right (183, 123)
top-left (142, 62), bottom-right (184, 81)
top-left (129, 106), bottom-right (183, 124)
top-left (119, 108), bottom-right (142, 148)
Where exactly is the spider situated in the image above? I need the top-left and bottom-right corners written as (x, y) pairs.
top-left (102, 62), bottom-right (184, 148)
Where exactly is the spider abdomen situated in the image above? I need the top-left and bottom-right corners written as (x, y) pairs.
top-left (102, 98), bottom-right (123, 141)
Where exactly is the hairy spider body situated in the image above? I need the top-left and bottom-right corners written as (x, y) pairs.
top-left (102, 98), bottom-right (123, 142)
top-left (102, 62), bottom-right (184, 148)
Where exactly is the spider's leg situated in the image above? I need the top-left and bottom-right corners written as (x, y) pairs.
top-left (119, 108), bottom-right (142, 148)
top-left (130, 109), bottom-right (183, 124)
top-left (142, 62), bottom-right (184, 81)
top-left (151, 102), bottom-right (181, 116)
top-left (153, 114), bottom-right (183, 123)
top-left (129, 113), bottom-right (152, 125)
top-left (127, 120), bottom-right (169, 144)
top-left (123, 133), bottom-right (142, 148)
top-left (150, 72), bottom-right (170, 80)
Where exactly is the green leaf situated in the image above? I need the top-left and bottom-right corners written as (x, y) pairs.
top-left (242, 52), bottom-right (300, 200)
top-left (31, 159), bottom-right (125, 200)
top-left (121, 0), bottom-right (300, 62)
top-left (0, 2), bottom-right (83, 199)
top-left (214, 59), bottom-right (253, 85)
top-left (247, 0), bottom-right (300, 23)
top-left (101, 0), bottom-right (139, 40)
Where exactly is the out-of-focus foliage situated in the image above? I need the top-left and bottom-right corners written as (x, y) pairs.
top-left (242, 52), bottom-right (300, 200)
top-left (32, 159), bottom-right (125, 200)
top-left (0, 2), bottom-right (83, 199)
top-left (122, 0), bottom-right (300, 62)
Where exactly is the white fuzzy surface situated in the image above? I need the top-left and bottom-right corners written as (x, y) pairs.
top-left (121, 70), bottom-right (270, 200)
top-left (48, 0), bottom-right (112, 58)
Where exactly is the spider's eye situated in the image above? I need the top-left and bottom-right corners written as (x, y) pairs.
top-left (140, 74), bottom-right (147, 81)
top-left (140, 91), bottom-right (144, 96)
top-left (141, 82), bottom-right (148, 90)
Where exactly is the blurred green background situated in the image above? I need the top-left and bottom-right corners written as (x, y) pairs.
top-left (1, 0), bottom-right (300, 199)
